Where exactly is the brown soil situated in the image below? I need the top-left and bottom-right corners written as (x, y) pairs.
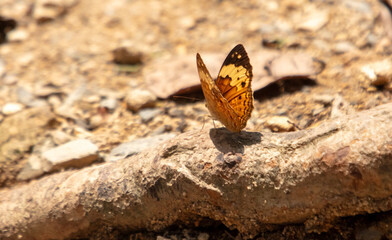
top-left (0, 0), bottom-right (391, 239)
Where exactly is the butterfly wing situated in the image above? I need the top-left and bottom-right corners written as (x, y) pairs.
top-left (196, 53), bottom-right (244, 132)
top-left (215, 44), bottom-right (254, 128)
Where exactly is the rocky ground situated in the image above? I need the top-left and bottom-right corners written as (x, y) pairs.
top-left (0, 0), bottom-right (392, 239)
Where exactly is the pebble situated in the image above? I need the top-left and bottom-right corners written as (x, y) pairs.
top-left (355, 227), bottom-right (383, 240)
top-left (297, 10), bottom-right (329, 31)
top-left (197, 233), bottom-right (209, 240)
top-left (33, 0), bottom-right (77, 23)
top-left (313, 94), bottom-right (334, 105)
top-left (17, 53), bottom-right (34, 66)
top-left (89, 114), bottom-right (105, 129)
top-left (17, 155), bottom-right (46, 180)
top-left (42, 139), bottom-right (99, 172)
top-left (343, 0), bottom-right (372, 14)
top-left (333, 41), bottom-right (357, 54)
top-left (106, 133), bottom-right (176, 162)
top-left (139, 108), bottom-right (161, 123)
top-left (51, 130), bottom-right (72, 145)
top-left (112, 47), bottom-right (144, 65)
top-left (264, 116), bottom-right (296, 132)
top-left (7, 29), bottom-right (29, 42)
top-left (167, 108), bottom-right (185, 118)
top-left (17, 87), bottom-right (47, 107)
top-left (126, 88), bottom-right (156, 112)
top-left (100, 98), bottom-right (117, 112)
top-left (361, 59), bottom-right (392, 87)
top-left (1, 102), bottom-right (24, 115)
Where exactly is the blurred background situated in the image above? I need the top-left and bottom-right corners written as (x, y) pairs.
top-left (0, 0), bottom-right (391, 197)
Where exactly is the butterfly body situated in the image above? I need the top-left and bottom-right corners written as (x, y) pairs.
top-left (196, 44), bottom-right (253, 132)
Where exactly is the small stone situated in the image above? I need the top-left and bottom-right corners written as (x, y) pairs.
top-left (112, 47), bottom-right (144, 65)
top-left (197, 233), bottom-right (209, 240)
top-left (156, 236), bottom-right (170, 240)
top-left (17, 155), bottom-right (47, 180)
top-left (313, 94), bottom-right (334, 105)
top-left (178, 16), bottom-right (195, 29)
top-left (333, 41), bottom-right (357, 54)
top-left (17, 87), bottom-right (47, 107)
top-left (361, 59), bottom-right (392, 87)
top-left (355, 227), bottom-right (383, 240)
top-left (106, 133), bottom-right (176, 162)
top-left (343, 0), bottom-right (372, 14)
top-left (89, 114), bottom-right (105, 129)
top-left (3, 74), bottom-right (18, 85)
top-left (126, 88), bottom-right (156, 112)
top-left (168, 108), bottom-right (184, 118)
top-left (139, 108), bottom-right (161, 123)
top-left (264, 116), bottom-right (296, 132)
top-left (100, 98), bottom-right (117, 111)
top-left (42, 139), bottom-right (99, 172)
top-left (17, 53), bottom-right (34, 66)
top-left (297, 10), bottom-right (329, 31)
top-left (33, 0), bottom-right (77, 23)
top-left (51, 130), bottom-right (72, 145)
top-left (7, 29), bottom-right (29, 42)
top-left (1, 102), bottom-right (24, 115)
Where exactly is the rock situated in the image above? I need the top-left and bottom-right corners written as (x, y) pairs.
top-left (333, 41), bottom-right (357, 54)
top-left (361, 59), bottom-right (392, 87)
top-left (51, 130), bottom-right (72, 145)
top-left (42, 139), bottom-right (99, 172)
top-left (33, 0), bottom-right (78, 24)
top-left (7, 29), bottom-right (28, 42)
top-left (355, 227), bottom-right (383, 240)
top-left (313, 94), bottom-right (334, 105)
top-left (343, 0), bottom-right (372, 14)
top-left (112, 47), bottom-right (144, 64)
top-left (167, 108), bottom-right (185, 118)
top-left (178, 16), bottom-right (195, 29)
top-left (297, 10), bottom-right (329, 31)
top-left (197, 233), bottom-right (209, 240)
top-left (139, 108), bottom-right (161, 123)
top-left (1, 102), bottom-right (24, 115)
top-left (156, 236), bottom-right (170, 240)
top-left (264, 116), bottom-right (296, 132)
top-left (3, 74), bottom-right (18, 85)
top-left (17, 155), bottom-right (46, 180)
top-left (16, 53), bottom-right (34, 66)
top-left (88, 114), bottom-right (105, 129)
top-left (17, 87), bottom-right (47, 107)
top-left (100, 98), bottom-right (117, 112)
top-left (126, 88), bottom-right (156, 112)
top-left (106, 133), bottom-right (176, 162)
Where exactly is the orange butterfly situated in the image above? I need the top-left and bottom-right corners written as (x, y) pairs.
top-left (196, 44), bottom-right (253, 132)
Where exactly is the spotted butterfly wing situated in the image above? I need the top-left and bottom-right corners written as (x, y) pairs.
top-left (196, 44), bottom-right (253, 132)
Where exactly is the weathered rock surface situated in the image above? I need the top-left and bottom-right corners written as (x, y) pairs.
top-left (42, 139), bottom-right (99, 171)
top-left (0, 103), bottom-right (391, 239)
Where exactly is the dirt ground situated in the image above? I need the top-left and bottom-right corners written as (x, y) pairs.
top-left (1, 0), bottom-right (392, 239)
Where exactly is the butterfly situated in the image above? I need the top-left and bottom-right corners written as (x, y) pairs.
top-left (196, 44), bottom-right (253, 132)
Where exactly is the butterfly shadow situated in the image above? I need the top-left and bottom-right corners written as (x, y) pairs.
top-left (209, 128), bottom-right (262, 154)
